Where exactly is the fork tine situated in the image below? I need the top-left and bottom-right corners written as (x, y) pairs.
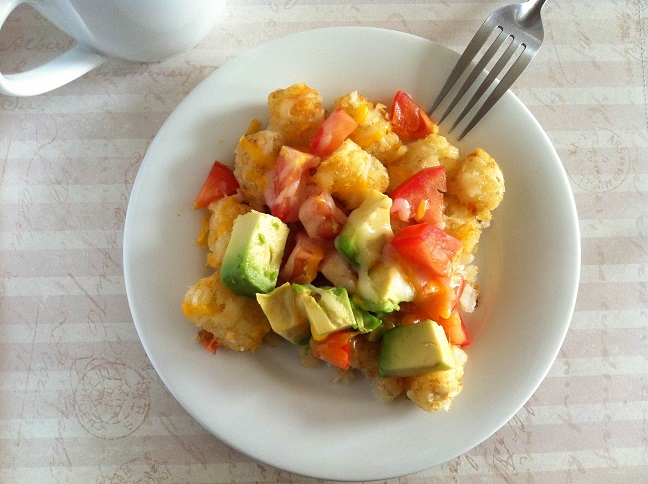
top-left (432, 0), bottom-right (547, 138)
top-left (430, 21), bottom-right (499, 114)
top-left (437, 28), bottom-right (508, 124)
top-left (457, 47), bottom-right (536, 140)
top-left (449, 38), bottom-right (522, 133)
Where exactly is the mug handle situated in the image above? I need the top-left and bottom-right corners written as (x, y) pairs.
top-left (0, 0), bottom-right (106, 96)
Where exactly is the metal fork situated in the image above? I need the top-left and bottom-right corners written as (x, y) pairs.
top-left (431, 0), bottom-right (548, 140)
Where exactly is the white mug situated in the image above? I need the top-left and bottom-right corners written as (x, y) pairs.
top-left (0, 0), bottom-right (227, 96)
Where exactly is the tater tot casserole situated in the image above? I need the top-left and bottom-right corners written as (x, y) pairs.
top-left (182, 84), bottom-right (504, 413)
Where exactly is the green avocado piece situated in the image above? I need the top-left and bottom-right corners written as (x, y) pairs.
top-left (377, 320), bottom-right (455, 378)
top-left (354, 260), bottom-right (415, 313)
top-left (350, 300), bottom-right (383, 333)
top-left (220, 210), bottom-right (289, 297)
top-left (256, 283), bottom-right (311, 345)
top-left (294, 284), bottom-right (355, 340)
top-left (334, 190), bottom-right (393, 270)
top-left (333, 190), bottom-right (413, 313)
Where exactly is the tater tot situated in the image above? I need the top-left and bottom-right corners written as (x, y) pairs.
top-left (313, 138), bottom-right (389, 209)
top-left (333, 91), bottom-right (402, 163)
top-left (267, 83), bottom-right (325, 147)
top-left (447, 148), bottom-right (505, 212)
top-left (181, 272), bottom-right (270, 352)
top-left (234, 129), bottom-right (283, 208)
top-left (386, 133), bottom-right (460, 192)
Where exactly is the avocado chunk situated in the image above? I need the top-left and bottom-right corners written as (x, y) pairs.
top-left (354, 260), bottom-right (415, 313)
top-left (334, 190), bottom-right (393, 270)
top-left (256, 283), bottom-right (311, 345)
top-left (333, 190), bottom-right (413, 313)
top-left (378, 320), bottom-right (455, 378)
top-left (350, 300), bottom-right (383, 333)
top-left (294, 285), bottom-right (355, 340)
top-left (220, 210), bottom-right (289, 297)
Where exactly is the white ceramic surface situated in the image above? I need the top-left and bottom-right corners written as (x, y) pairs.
top-left (123, 27), bottom-right (580, 481)
top-left (0, 0), bottom-right (226, 96)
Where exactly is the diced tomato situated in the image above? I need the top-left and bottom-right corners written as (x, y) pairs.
top-left (270, 146), bottom-right (320, 222)
top-left (398, 305), bottom-right (428, 326)
top-left (390, 90), bottom-right (439, 141)
top-left (312, 330), bottom-right (356, 370)
top-left (438, 310), bottom-right (471, 347)
top-left (390, 166), bottom-right (446, 224)
top-left (383, 235), bottom-right (460, 321)
top-left (280, 232), bottom-right (327, 284)
top-left (411, 276), bottom-right (453, 321)
top-left (311, 108), bottom-right (359, 157)
top-left (193, 161), bottom-right (239, 209)
top-left (299, 191), bottom-right (348, 240)
top-left (408, 269), bottom-right (464, 321)
top-left (449, 318), bottom-right (471, 347)
top-left (198, 329), bottom-right (220, 354)
top-left (391, 223), bottom-right (463, 277)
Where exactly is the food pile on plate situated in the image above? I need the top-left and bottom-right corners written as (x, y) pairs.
top-left (181, 83), bottom-right (504, 412)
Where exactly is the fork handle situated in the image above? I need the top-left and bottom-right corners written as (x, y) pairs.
top-left (517, 0), bottom-right (548, 24)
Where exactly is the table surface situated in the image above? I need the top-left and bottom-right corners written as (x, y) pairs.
top-left (1, 1), bottom-right (647, 482)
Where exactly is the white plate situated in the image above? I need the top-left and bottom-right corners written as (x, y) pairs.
top-left (123, 27), bottom-right (580, 480)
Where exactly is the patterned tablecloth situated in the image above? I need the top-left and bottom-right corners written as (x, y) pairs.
top-left (1, 1), bottom-right (647, 482)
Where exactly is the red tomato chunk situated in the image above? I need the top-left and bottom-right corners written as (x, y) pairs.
top-left (390, 166), bottom-right (446, 225)
top-left (389, 90), bottom-right (438, 141)
top-left (280, 232), bottom-right (327, 284)
top-left (311, 108), bottom-right (359, 157)
top-left (193, 161), bottom-right (239, 209)
top-left (270, 146), bottom-right (320, 222)
top-left (299, 191), bottom-right (347, 240)
top-left (312, 330), bottom-right (356, 370)
top-left (391, 223), bottom-right (463, 278)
